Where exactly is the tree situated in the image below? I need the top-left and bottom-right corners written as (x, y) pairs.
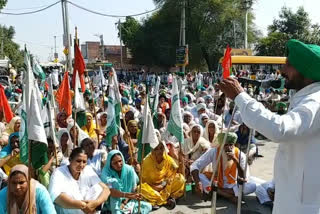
top-left (256, 7), bottom-right (320, 56)
top-left (0, 0), bottom-right (7, 9)
top-left (0, 25), bottom-right (24, 68)
top-left (120, 0), bottom-right (260, 71)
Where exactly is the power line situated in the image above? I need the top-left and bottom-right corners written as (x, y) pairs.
top-left (0, 1), bottom-right (60, 15)
top-left (2, 1), bottom-right (58, 11)
top-left (67, 0), bottom-right (160, 18)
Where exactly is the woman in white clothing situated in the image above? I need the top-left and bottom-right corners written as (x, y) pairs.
top-left (49, 147), bottom-right (110, 214)
top-left (203, 120), bottom-right (220, 147)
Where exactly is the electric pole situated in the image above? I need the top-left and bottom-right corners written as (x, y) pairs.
top-left (61, 0), bottom-right (72, 72)
top-left (118, 19), bottom-right (123, 69)
top-left (180, 0), bottom-right (186, 73)
top-left (243, 0), bottom-right (253, 49)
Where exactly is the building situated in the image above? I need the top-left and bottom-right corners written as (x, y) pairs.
top-left (81, 41), bottom-right (133, 69)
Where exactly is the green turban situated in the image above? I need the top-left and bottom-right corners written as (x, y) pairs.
top-left (182, 96), bottom-right (188, 103)
top-left (84, 89), bottom-right (91, 96)
top-left (287, 39), bottom-right (320, 81)
top-left (276, 102), bottom-right (287, 110)
top-left (123, 90), bottom-right (129, 97)
top-left (217, 132), bottom-right (238, 145)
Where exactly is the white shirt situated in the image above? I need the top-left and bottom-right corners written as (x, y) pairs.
top-left (87, 149), bottom-right (107, 176)
top-left (235, 82), bottom-right (320, 214)
top-left (190, 148), bottom-right (249, 188)
top-left (49, 165), bottom-right (102, 214)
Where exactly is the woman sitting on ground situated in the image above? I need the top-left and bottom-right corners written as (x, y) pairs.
top-left (141, 141), bottom-right (185, 210)
top-left (0, 132), bottom-right (22, 175)
top-left (101, 150), bottom-right (152, 214)
top-left (80, 138), bottom-right (107, 176)
top-left (49, 147), bottom-right (110, 213)
top-left (0, 164), bottom-right (56, 213)
top-left (81, 113), bottom-right (98, 142)
top-left (203, 120), bottom-right (220, 147)
top-left (182, 124), bottom-right (211, 180)
top-left (56, 129), bottom-right (73, 166)
top-left (0, 116), bottom-right (20, 147)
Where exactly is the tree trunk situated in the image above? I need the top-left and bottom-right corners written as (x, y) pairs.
top-left (201, 46), bottom-right (214, 71)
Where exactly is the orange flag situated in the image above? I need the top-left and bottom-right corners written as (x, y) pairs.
top-left (56, 71), bottom-right (72, 116)
top-left (72, 43), bottom-right (86, 92)
top-left (0, 84), bottom-right (14, 123)
top-left (222, 45), bottom-right (232, 79)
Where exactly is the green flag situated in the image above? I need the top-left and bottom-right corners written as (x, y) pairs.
top-left (167, 77), bottom-right (184, 144)
top-left (110, 68), bottom-right (121, 128)
top-left (105, 85), bottom-right (119, 147)
top-left (33, 60), bottom-right (46, 80)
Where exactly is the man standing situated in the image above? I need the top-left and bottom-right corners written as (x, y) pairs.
top-left (218, 39), bottom-right (320, 214)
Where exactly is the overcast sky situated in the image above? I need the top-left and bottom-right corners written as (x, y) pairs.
top-left (0, 0), bottom-right (319, 62)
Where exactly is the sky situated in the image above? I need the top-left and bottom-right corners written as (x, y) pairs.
top-left (0, 0), bottom-right (320, 62)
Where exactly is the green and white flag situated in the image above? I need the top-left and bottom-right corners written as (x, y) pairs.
top-left (167, 76), bottom-right (184, 143)
top-left (105, 85), bottom-right (118, 147)
top-left (152, 76), bottom-right (160, 128)
top-left (73, 70), bottom-right (87, 127)
top-left (20, 48), bottom-right (48, 169)
top-left (110, 67), bottom-right (121, 128)
top-left (32, 59), bottom-right (46, 80)
top-left (142, 96), bottom-right (159, 149)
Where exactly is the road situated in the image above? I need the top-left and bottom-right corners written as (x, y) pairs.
top-left (152, 140), bottom-right (278, 214)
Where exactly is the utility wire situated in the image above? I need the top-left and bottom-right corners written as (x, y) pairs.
top-left (0, 1), bottom-right (60, 15)
top-left (2, 1), bottom-right (58, 11)
top-left (0, 0), bottom-right (160, 17)
top-left (67, 0), bottom-right (160, 18)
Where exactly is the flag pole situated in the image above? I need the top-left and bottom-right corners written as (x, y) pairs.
top-left (48, 102), bottom-right (59, 166)
top-left (138, 141), bottom-right (145, 214)
top-left (73, 27), bottom-right (79, 147)
top-left (28, 140), bottom-right (32, 214)
top-left (210, 105), bottom-right (237, 214)
top-left (179, 141), bottom-right (187, 200)
top-left (90, 81), bottom-right (100, 145)
top-left (236, 128), bottom-right (253, 214)
top-left (120, 102), bottom-right (134, 164)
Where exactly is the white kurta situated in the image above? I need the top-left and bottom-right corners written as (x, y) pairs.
top-left (49, 165), bottom-right (102, 214)
top-left (190, 148), bottom-right (255, 196)
top-left (235, 82), bottom-right (320, 214)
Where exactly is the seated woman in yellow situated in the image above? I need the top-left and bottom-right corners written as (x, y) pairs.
top-left (0, 116), bottom-right (20, 147)
top-left (81, 112), bottom-right (97, 142)
top-left (141, 141), bottom-right (185, 210)
top-left (0, 132), bottom-right (22, 175)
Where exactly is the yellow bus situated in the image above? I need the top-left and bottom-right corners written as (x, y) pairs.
top-left (219, 56), bottom-right (287, 80)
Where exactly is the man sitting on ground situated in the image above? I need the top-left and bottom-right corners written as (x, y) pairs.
top-left (191, 132), bottom-right (256, 203)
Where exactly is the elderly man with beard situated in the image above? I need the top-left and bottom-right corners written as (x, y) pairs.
top-left (191, 132), bottom-right (256, 203)
top-left (217, 39), bottom-right (320, 214)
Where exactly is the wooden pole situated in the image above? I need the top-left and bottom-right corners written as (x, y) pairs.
top-left (90, 81), bottom-right (100, 144)
top-left (210, 105), bottom-right (237, 214)
top-left (48, 102), bottom-right (59, 166)
top-left (138, 142), bottom-right (145, 213)
top-left (236, 128), bottom-right (253, 214)
top-left (120, 102), bottom-right (134, 164)
top-left (28, 140), bottom-right (32, 214)
top-left (179, 141), bottom-right (187, 200)
top-left (74, 27), bottom-right (79, 148)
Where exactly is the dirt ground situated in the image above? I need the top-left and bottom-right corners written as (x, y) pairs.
top-left (152, 140), bottom-right (278, 214)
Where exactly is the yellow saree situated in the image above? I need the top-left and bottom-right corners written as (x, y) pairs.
top-left (140, 152), bottom-right (185, 206)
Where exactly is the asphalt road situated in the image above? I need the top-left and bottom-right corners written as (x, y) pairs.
top-left (152, 140), bottom-right (278, 214)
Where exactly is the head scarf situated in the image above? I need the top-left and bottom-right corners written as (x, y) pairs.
top-left (188, 124), bottom-right (204, 143)
top-left (199, 113), bottom-right (209, 127)
top-left (101, 150), bottom-right (138, 194)
top-left (203, 120), bottom-right (219, 147)
top-left (196, 103), bottom-right (206, 111)
top-left (182, 97), bottom-right (188, 103)
top-left (67, 121), bottom-right (89, 145)
top-left (287, 39), bottom-right (320, 81)
top-left (217, 132), bottom-right (238, 145)
top-left (97, 112), bottom-right (108, 131)
top-left (4, 116), bottom-right (21, 136)
top-left (56, 112), bottom-right (68, 128)
top-left (0, 132), bottom-right (19, 158)
top-left (196, 97), bottom-right (205, 104)
top-left (56, 128), bottom-right (73, 157)
top-left (82, 113), bottom-right (97, 139)
top-left (8, 164), bottom-right (37, 214)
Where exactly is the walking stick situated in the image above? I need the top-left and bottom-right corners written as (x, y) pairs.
top-left (236, 128), bottom-right (253, 214)
top-left (210, 105), bottom-right (237, 214)
top-left (138, 142), bottom-right (145, 214)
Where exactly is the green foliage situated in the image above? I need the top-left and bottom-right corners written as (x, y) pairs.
top-left (256, 7), bottom-right (320, 56)
top-left (0, 25), bottom-right (24, 68)
top-left (0, 0), bottom-right (7, 9)
top-left (120, 0), bottom-right (260, 71)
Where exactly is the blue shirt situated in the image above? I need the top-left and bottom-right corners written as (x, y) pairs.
top-left (0, 182), bottom-right (56, 214)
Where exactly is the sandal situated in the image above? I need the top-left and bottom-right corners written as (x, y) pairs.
top-left (165, 197), bottom-right (176, 210)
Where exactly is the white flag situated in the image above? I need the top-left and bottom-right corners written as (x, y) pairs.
top-left (99, 66), bottom-right (106, 87)
top-left (28, 88), bottom-right (47, 144)
top-left (142, 96), bottom-right (159, 148)
top-left (167, 77), bottom-right (184, 143)
top-left (74, 70), bottom-right (86, 112)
